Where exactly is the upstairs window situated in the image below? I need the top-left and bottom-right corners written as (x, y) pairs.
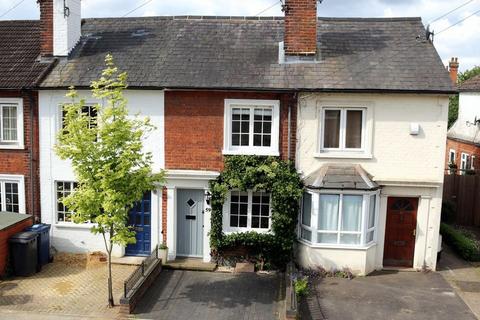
top-left (224, 99), bottom-right (280, 156)
top-left (460, 153), bottom-right (471, 174)
top-left (449, 149), bottom-right (456, 164)
top-left (321, 108), bottom-right (365, 151)
top-left (61, 104), bottom-right (98, 131)
top-left (0, 100), bottom-right (24, 149)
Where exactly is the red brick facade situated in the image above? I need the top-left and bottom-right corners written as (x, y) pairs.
top-left (0, 90), bottom-right (41, 219)
top-left (284, 0), bottom-right (318, 55)
top-left (38, 0), bottom-right (54, 57)
top-left (446, 137), bottom-right (480, 173)
top-left (164, 91), bottom-right (297, 171)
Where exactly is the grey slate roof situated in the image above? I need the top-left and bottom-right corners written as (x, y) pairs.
top-left (0, 20), bottom-right (53, 89)
top-left (41, 16), bottom-right (454, 93)
top-left (304, 164), bottom-right (379, 190)
top-left (459, 74), bottom-right (480, 92)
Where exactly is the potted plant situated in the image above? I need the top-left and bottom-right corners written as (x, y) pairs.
top-left (159, 243), bottom-right (168, 264)
top-left (448, 162), bottom-right (457, 175)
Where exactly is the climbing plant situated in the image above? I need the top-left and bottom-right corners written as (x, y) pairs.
top-left (209, 155), bottom-right (303, 268)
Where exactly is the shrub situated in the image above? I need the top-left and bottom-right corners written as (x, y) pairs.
top-left (440, 223), bottom-right (480, 261)
top-left (441, 201), bottom-right (457, 224)
top-left (293, 276), bottom-right (309, 297)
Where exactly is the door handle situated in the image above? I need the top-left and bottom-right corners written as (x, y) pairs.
top-left (413, 229), bottom-right (416, 237)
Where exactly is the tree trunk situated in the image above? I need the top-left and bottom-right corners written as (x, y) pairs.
top-left (103, 231), bottom-right (115, 308)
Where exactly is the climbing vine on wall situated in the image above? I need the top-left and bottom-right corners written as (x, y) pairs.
top-left (209, 156), bottom-right (303, 267)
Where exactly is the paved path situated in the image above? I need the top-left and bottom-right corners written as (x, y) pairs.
top-left (301, 270), bottom-right (476, 320)
top-left (134, 269), bottom-right (283, 320)
top-left (0, 260), bottom-right (134, 319)
top-left (438, 246), bottom-right (480, 319)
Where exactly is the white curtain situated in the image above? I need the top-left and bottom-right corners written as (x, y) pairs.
top-left (341, 195), bottom-right (362, 232)
top-left (318, 195), bottom-right (339, 230)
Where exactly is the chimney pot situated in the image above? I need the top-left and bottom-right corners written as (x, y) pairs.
top-left (449, 57), bottom-right (459, 85)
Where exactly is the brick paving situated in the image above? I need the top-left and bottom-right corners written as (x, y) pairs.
top-left (0, 260), bottom-right (135, 319)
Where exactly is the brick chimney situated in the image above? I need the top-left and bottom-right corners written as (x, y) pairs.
top-left (283, 0), bottom-right (318, 56)
top-left (448, 57), bottom-right (459, 85)
top-left (37, 0), bottom-right (82, 57)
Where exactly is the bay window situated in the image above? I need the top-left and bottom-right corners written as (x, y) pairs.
top-left (223, 99), bottom-right (280, 156)
top-left (300, 191), bottom-right (379, 247)
top-left (225, 190), bottom-right (271, 232)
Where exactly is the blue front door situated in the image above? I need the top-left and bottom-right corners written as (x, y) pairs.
top-left (126, 192), bottom-right (151, 256)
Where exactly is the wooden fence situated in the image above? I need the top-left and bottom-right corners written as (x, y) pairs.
top-left (443, 174), bottom-right (480, 226)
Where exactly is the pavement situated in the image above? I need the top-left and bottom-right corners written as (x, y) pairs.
top-left (301, 270), bottom-right (476, 320)
top-left (0, 259), bottom-right (135, 319)
top-left (438, 245), bottom-right (480, 319)
top-left (134, 269), bottom-right (283, 320)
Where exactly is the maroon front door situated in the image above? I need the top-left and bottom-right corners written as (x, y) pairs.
top-left (383, 197), bottom-right (418, 267)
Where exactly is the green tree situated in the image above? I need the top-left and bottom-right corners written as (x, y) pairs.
top-left (449, 66), bottom-right (480, 127)
top-left (55, 54), bottom-right (164, 307)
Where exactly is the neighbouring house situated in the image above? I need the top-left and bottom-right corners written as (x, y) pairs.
top-left (0, 19), bottom-right (54, 220)
top-left (34, 0), bottom-right (453, 274)
top-left (446, 64), bottom-right (480, 174)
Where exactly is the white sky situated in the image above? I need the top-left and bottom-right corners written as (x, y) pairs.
top-left (0, 0), bottom-right (479, 71)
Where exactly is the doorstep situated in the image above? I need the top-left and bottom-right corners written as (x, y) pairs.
top-left (164, 258), bottom-right (217, 272)
top-left (382, 266), bottom-right (418, 272)
top-left (111, 256), bottom-right (146, 266)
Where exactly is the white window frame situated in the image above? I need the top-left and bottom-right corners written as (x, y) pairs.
top-left (55, 181), bottom-right (77, 223)
top-left (449, 149), bottom-right (456, 164)
top-left (0, 98), bottom-right (24, 149)
top-left (223, 190), bottom-right (272, 233)
top-left (460, 153), bottom-right (470, 174)
top-left (0, 174), bottom-right (26, 214)
top-left (315, 101), bottom-right (374, 159)
top-left (471, 156), bottom-right (476, 170)
top-left (223, 99), bottom-right (280, 156)
top-left (320, 107), bottom-right (366, 151)
top-left (298, 189), bottom-right (380, 249)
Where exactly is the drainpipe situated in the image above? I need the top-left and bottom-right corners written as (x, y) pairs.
top-left (287, 92), bottom-right (298, 161)
top-left (25, 90), bottom-right (36, 220)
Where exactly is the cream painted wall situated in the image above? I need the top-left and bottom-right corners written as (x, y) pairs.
top-left (296, 92), bottom-right (448, 274)
top-left (296, 93), bottom-right (449, 183)
top-left (39, 90), bottom-right (165, 255)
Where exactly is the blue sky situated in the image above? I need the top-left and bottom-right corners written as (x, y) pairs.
top-left (1, 0), bottom-right (479, 71)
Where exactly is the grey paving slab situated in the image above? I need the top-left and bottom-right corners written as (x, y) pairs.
top-left (134, 270), bottom-right (282, 320)
top-left (301, 270), bottom-right (476, 320)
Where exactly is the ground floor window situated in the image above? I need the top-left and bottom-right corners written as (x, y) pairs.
top-left (300, 190), bottom-right (379, 247)
top-left (56, 181), bottom-right (78, 222)
top-left (225, 190), bottom-right (271, 232)
top-left (0, 175), bottom-right (25, 213)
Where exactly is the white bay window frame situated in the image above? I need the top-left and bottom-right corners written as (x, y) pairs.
top-left (299, 189), bottom-right (380, 248)
top-left (223, 190), bottom-right (272, 233)
top-left (223, 99), bottom-right (280, 156)
top-left (0, 98), bottom-right (24, 149)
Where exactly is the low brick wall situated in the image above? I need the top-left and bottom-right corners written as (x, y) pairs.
top-left (0, 217), bottom-right (33, 277)
top-left (119, 259), bottom-right (163, 314)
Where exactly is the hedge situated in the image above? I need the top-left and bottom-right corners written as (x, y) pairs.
top-left (440, 223), bottom-right (480, 261)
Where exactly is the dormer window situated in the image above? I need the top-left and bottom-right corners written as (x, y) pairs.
top-left (223, 99), bottom-right (280, 156)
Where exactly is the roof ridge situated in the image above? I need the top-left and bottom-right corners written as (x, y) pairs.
top-left (81, 15), bottom-right (422, 22)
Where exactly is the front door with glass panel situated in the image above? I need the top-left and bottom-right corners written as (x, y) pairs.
top-left (126, 193), bottom-right (151, 256)
top-left (176, 189), bottom-right (204, 258)
top-left (383, 197), bottom-right (418, 267)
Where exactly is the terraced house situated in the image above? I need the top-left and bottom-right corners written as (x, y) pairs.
top-left (33, 0), bottom-right (453, 274)
top-left (0, 19), bottom-right (54, 219)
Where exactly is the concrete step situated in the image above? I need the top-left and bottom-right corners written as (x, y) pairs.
top-left (111, 256), bottom-right (146, 266)
top-left (164, 258), bottom-right (217, 272)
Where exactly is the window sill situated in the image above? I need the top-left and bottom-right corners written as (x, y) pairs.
top-left (297, 239), bottom-right (377, 250)
top-left (55, 222), bottom-right (96, 229)
top-left (314, 152), bottom-right (373, 159)
top-left (223, 149), bottom-right (280, 157)
top-left (224, 228), bottom-right (272, 234)
top-left (0, 144), bottom-right (25, 150)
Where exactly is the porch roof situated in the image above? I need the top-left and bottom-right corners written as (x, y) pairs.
top-left (304, 164), bottom-right (379, 191)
